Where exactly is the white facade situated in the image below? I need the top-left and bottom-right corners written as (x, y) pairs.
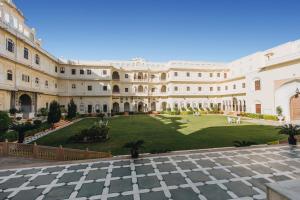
top-left (0, 0), bottom-right (300, 122)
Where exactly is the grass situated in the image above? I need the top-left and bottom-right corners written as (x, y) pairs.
top-left (35, 115), bottom-right (286, 155)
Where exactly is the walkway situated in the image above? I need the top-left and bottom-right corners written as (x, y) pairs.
top-left (0, 145), bottom-right (300, 200)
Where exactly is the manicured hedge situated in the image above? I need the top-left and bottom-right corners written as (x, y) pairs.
top-left (240, 112), bottom-right (278, 121)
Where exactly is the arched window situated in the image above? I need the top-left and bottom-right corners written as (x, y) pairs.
top-left (112, 71), bottom-right (120, 80)
top-left (112, 85), bottom-right (120, 93)
top-left (7, 70), bottom-right (13, 81)
top-left (6, 39), bottom-right (14, 53)
top-left (35, 77), bottom-right (39, 84)
top-left (35, 54), bottom-right (40, 65)
top-left (161, 85), bottom-right (167, 92)
top-left (138, 85), bottom-right (143, 92)
top-left (161, 73), bottom-right (166, 80)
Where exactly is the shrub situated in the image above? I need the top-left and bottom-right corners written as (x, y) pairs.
top-left (263, 114), bottom-right (278, 121)
top-left (123, 140), bottom-right (145, 158)
top-left (0, 111), bottom-right (11, 133)
top-left (47, 101), bottom-right (61, 124)
top-left (67, 99), bottom-right (77, 119)
top-left (277, 124), bottom-right (300, 145)
top-left (9, 108), bottom-right (18, 115)
top-left (150, 148), bottom-right (171, 154)
top-left (233, 140), bottom-right (257, 147)
top-left (11, 122), bottom-right (36, 143)
top-left (39, 108), bottom-right (48, 116)
top-left (33, 119), bottom-right (42, 126)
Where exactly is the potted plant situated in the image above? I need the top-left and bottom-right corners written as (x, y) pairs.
top-left (276, 106), bottom-right (284, 122)
top-left (123, 140), bottom-right (145, 158)
top-left (277, 124), bottom-right (300, 145)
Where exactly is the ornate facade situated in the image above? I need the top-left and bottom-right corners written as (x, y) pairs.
top-left (0, 0), bottom-right (299, 122)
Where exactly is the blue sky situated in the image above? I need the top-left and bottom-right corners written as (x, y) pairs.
top-left (15, 0), bottom-right (300, 62)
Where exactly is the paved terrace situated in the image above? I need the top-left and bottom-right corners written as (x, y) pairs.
top-left (0, 145), bottom-right (300, 200)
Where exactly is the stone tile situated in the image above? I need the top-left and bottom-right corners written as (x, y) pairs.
top-left (195, 159), bottom-right (216, 168)
top-left (0, 177), bottom-right (30, 189)
top-left (233, 156), bottom-right (253, 164)
top-left (0, 192), bottom-right (11, 200)
top-left (270, 175), bottom-right (291, 182)
top-left (111, 167), bottom-right (131, 178)
top-left (237, 150), bottom-right (252, 155)
top-left (247, 178), bottom-right (270, 192)
top-left (17, 168), bottom-right (41, 175)
top-left (29, 174), bottom-right (57, 186)
top-left (186, 171), bottom-right (211, 183)
top-left (229, 166), bottom-right (256, 177)
top-left (224, 181), bottom-right (258, 197)
top-left (57, 172), bottom-right (83, 183)
top-left (207, 169), bottom-right (234, 180)
top-left (265, 162), bottom-right (293, 172)
top-left (222, 151), bottom-right (238, 156)
top-left (170, 187), bottom-right (199, 200)
top-left (198, 184), bottom-right (231, 200)
top-left (156, 163), bottom-right (177, 172)
top-left (113, 160), bottom-right (131, 166)
top-left (108, 195), bottom-right (133, 200)
top-left (248, 164), bottom-right (275, 174)
top-left (134, 159), bottom-right (151, 165)
top-left (43, 166), bottom-right (65, 173)
top-left (162, 173), bottom-right (187, 186)
top-left (263, 153), bottom-right (286, 161)
top-left (86, 169), bottom-right (108, 180)
top-left (189, 154), bottom-right (204, 159)
top-left (91, 162), bottom-right (111, 168)
top-left (137, 176), bottom-right (160, 189)
top-left (0, 171), bottom-right (15, 177)
top-left (109, 178), bottom-right (132, 193)
top-left (77, 182), bottom-right (104, 197)
top-left (213, 158), bottom-right (234, 166)
top-left (43, 185), bottom-right (75, 200)
top-left (247, 155), bottom-right (270, 162)
top-left (153, 157), bottom-right (169, 163)
top-left (172, 156), bottom-right (188, 161)
top-left (176, 161), bottom-right (198, 170)
top-left (140, 191), bottom-right (167, 200)
top-left (11, 189), bottom-right (43, 200)
top-left (68, 164), bottom-right (88, 171)
top-left (286, 161), bottom-right (300, 169)
top-left (205, 152), bottom-right (222, 158)
top-left (135, 165), bottom-right (155, 175)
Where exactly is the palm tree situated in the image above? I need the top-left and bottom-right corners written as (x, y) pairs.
top-left (123, 140), bottom-right (145, 158)
top-left (277, 124), bottom-right (300, 145)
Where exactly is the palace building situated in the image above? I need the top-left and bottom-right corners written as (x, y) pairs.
top-left (0, 0), bottom-right (299, 122)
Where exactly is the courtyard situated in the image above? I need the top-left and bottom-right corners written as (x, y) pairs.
top-left (0, 145), bottom-right (299, 200)
top-left (35, 115), bottom-right (285, 155)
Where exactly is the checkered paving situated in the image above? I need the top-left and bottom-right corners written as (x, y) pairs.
top-left (1, 146), bottom-right (300, 200)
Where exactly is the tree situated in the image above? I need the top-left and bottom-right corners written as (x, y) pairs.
top-left (277, 124), bottom-right (300, 145)
top-left (11, 122), bottom-right (35, 143)
top-left (123, 140), bottom-right (145, 158)
top-left (47, 100), bottom-right (61, 124)
top-left (67, 99), bottom-right (77, 119)
top-left (0, 111), bottom-right (11, 133)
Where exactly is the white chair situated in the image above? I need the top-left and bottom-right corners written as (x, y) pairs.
top-left (236, 117), bottom-right (241, 124)
top-left (227, 117), bottom-right (232, 124)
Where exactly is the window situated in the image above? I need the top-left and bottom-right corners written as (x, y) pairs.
top-left (255, 104), bottom-right (261, 114)
top-left (151, 88), bottom-right (156, 92)
top-left (6, 39), bottom-right (14, 53)
top-left (233, 84), bottom-right (236, 89)
top-left (55, 83), bottom-right (57, 88)
top-left (80, 69), bottom-right (84, 75)
top-left (187, 86), bottom-right (190, 91)
top-left (255, 80), bottom-right (261, 91)
top-left (174, 86), bottom-right (178, 91)
top-left (103, 86), bottom-right (107, 91)
top-left (210, 87), bottom-right (213, 91)
top-left (186, 72), bottom-right (190, 77)
top-left (217, 73), bottom-right (220, 77)
top-left (35, 77), bottom-right (39, 84)
top-left (198, 73), bottom-right (202, 77)
top-left (224, 73), bottom-right (227, 79)
top-left (24, 47), bottom-right (29, 59)
top-left (72, 84), bottom-right (76, 89)
top-left (125, 88), bottom-right (129, 92)
top-left (217, 86), bottom-right (221, 91)
top-left (87, 69), bottom-right (92, 75)
top-left (35, 54), bottom-right (40, 65)
top-left (71, 69), bottom-right (76, 75)
top-left (55, 66), bottom-right (58, 73)
top-left (125, 74), bottom-right (129, 78)
top-left (88, 85), bottom-right (92, 91)
top-left (45, 80), bottom-right (48, 87)
top-left (7, 70), bottom-right (13, 81)
top-left (174, 72), bottom-right (178, 76)
top-left (210, 73), bottom-right (213, 78)
top-left (225, 86), bottom-right (228, 90)
top-left (103, 70), bottom-right (107, 75)
top-left (60, 67), bottom-right (65, 73)
top-left (242, 83), bottom-right (246, 88)
top-left (22, 74), bottom-right (30, 82)
top-left (198, 86), bottom-right (202, 91)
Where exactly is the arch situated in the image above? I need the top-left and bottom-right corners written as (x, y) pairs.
top-left (124, 102), bottom-right (130, 112)
top-left (112, 85), bottom-right (120, 93)
top-left (290, 95), bottom-right (300, 121)
top-left (138, 85), bottom-right (143, 93)
top-left (112, 71), bottom-right (120, 80)
top-left (232, 97), bottom-right (238, 111)
top-left (161, 73), bottom-right (166, 80)
top-left (161, 85), bottom-right (167, 93)
top-left (151, 102), bottom-right (156, 111)
top-left (112, 102), bottom-right (120, 113)
top-left (161, 102), bottom-right (167, 111)
top-left (137, 72), bottom-right (143, 80)
top-left (19, 94), bottom-right (32, 115)
top-left (138, 102), bottom-right (144, 112)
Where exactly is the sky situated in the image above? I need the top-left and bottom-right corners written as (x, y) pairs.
top-left (14, 0), bottom-right (300, 62)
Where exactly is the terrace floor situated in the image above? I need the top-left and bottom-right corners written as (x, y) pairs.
top-left (0, 145), bottom-right (300, 200)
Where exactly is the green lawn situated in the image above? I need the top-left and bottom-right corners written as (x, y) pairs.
top-left (35, 115), bottom-right (286, 155)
